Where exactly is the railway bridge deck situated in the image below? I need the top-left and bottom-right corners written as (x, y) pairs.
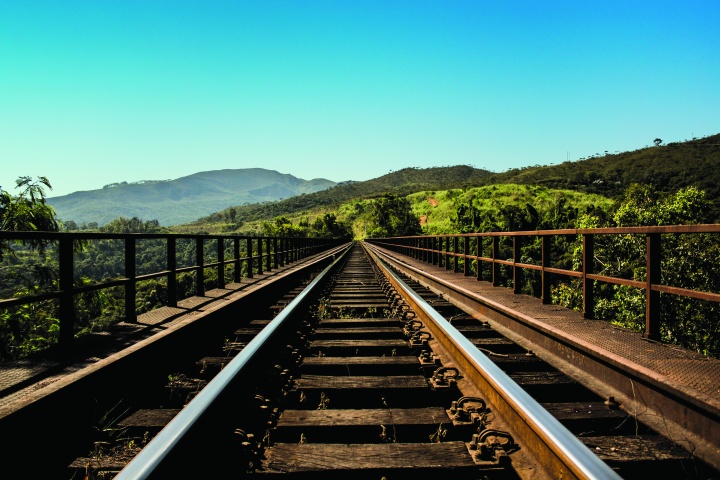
top-left (1, 240), bottom-right (718, 473)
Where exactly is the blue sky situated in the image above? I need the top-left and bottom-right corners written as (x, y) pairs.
top-left (1, 0), bottom-right (718, 197)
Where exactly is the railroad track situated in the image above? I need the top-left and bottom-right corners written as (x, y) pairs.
top-left (46, 243), bottom-right (718, 478)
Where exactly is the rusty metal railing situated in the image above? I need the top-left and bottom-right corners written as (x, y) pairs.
top-left (0, 231), bottom-right (343, 355)
top-left (367, 224), bottom-right (720, 342)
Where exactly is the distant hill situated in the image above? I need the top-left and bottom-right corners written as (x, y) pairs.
top-left (186, 165), bottom-right (494, 227)
top-left (48, 169), bottom-right (336, 226)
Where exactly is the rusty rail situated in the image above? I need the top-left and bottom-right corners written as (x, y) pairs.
top-left (367, 224), bottom-right (720, 341)
top-left (0, 231), bottom-right (343, 355)
top-left (113, 244), bottom-right (354, 480)
top-left (365, 245), bottom-right (622, 480)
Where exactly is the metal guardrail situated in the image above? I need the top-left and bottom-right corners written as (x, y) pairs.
top-left (0, 231), bottom-right (343, 354)
top-left (367, 224), bottom-right (720, 341)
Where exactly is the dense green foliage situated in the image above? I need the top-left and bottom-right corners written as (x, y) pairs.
top-left (0, 177), bottom-right (59, 258)
top-left (549, 186), bottom-right (720, 357)
top-left (341, 194), bottom-right (422, 238)
top-left (1, 177), bottom-right (61, 358)
top-left (405, 184), bottom-right (614, 235)
top-left (261, 213), bottom-right (352, 239)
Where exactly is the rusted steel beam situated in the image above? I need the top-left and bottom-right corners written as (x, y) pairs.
top-left (582, 233), bottom-right (593, 320)
top-left (541, 236), bottom-right (551, 304)
top-left (59, 236), bottom-right (75, 354)
top-left (513, 237), bottom-right (521, 294)
top-left (645, 233), bottom-right (661, 340)
top-left (168, 237), bottom-right (177, 307)
top-left (125, 237), bottom-right (137, 322)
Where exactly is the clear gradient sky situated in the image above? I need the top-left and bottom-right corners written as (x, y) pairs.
top-left (1, 1), bottom-right (719, 197)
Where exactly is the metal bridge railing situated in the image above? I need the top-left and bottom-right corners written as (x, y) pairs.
top-left (367, 224), bottom-right (720, 342)
top-left (0, 231), bottom-right (342, 355)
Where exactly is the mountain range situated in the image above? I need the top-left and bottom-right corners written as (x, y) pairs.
top-left (186, 133), bottom-right (720, 230)
top-left (47, 169), bottom-right (336, 226)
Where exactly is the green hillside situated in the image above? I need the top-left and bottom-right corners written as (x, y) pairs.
top-left (405, 185), bottom-right (614, 235)
top-left (480, 133), bottom-right (720, 216)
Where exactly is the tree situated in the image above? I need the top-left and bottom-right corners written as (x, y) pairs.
top-left (366, 194), bottom-right (421, 238)
top-left (0, 176), bottom-right (59, 258)
top-left (0, 176), bottom-right (61, 359)
top-left (310, 213), bottom-right (351, 239)
top-left (99, 217), bottom-right (164, 234)
top-left (653, 138), bottom-right (662, 146)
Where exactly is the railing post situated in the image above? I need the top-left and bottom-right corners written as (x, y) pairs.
top-left (217, 238), bottom-right (225, 288)
top-left (463, 237), bottom-right (469, 276)
top-left (278, 238), bottom-right (285, 267)
top-left (125, 237), bottom-right (137, 322)
top-left (266, 237), bottom-right (272, 271)
top-left (58, 236), bottom-right (75, 355)
top-left (541, 235), bottom-right (551, 304)
top-left (196, 236), bottom-right (205, 296)
top-left (270, 237), bottom-right (275, 269)
top-left (582, 233), bottom-right (594, 319)
top-left (246, 238), bottom-right (253, 279)
top-left (167, 236), bottom-right (177, 307)
top-left (513, 236), bottom-right (521, 294)
top-left (453, 236), bottom-right (459, 273)
top-left (476, 236), bottom-right (483, 281)
top-left (233, 237), bottom-right (241, 283)
top-left (444, 236), bottom-right (450, 270)
top-left (257, 237), bottom-right (264, 274)
top-left (492, 236), bottom-right (500, 287)
top-left (645, 233), bottom-right (661, 340)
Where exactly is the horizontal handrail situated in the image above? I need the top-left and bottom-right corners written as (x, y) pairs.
top-left (0, 231), bottom-right (344, 356)
top-left (367, 224), bottom-right (720, 343)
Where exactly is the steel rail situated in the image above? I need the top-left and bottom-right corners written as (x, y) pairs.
top-left (364, 244), bottom-right (622, 480)
top-left (113, 244), bottom-right (352, 480)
